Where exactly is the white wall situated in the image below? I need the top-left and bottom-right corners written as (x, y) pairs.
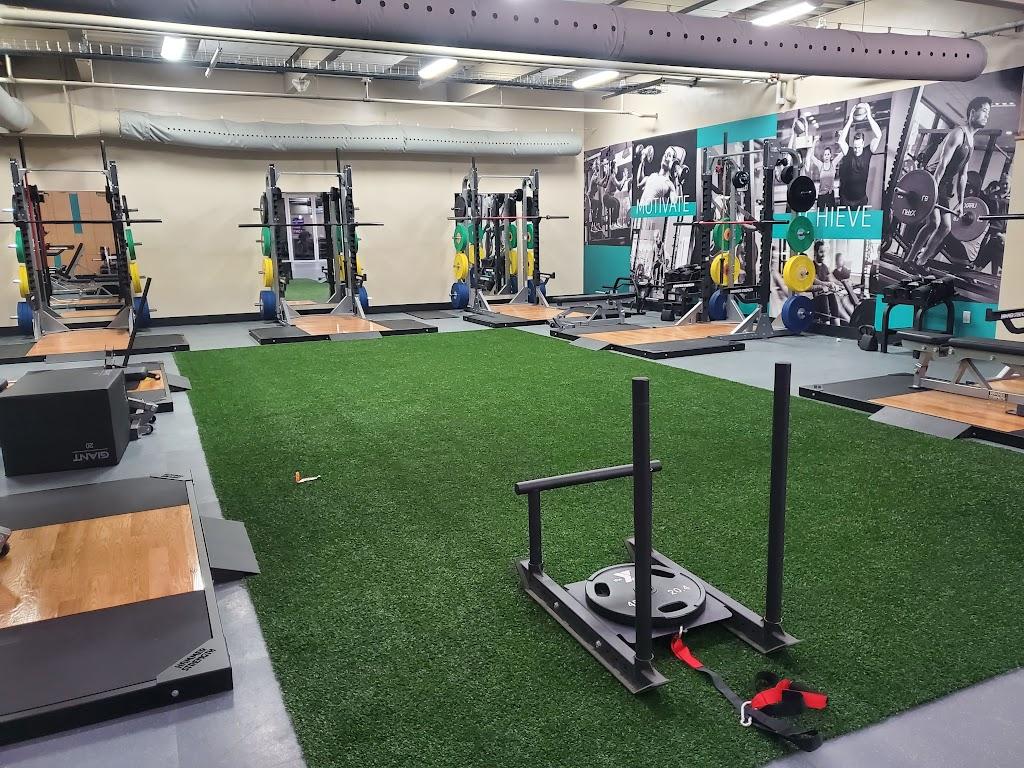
top-left (0, 59), bottom-right (585, 324)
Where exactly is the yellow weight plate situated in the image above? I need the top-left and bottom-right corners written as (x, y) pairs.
top-left (527, 249), bottom-right (535, 278)
top-left (508, 248), bottom-right (518, 276)
top-left (129, 261), bottom-right (143, 294)
top-left (467, 243), bottom-right (477, 265)
top-left (262, 257), bottom-right (274, 288)
top-left (339, 256), bottom-right (365, 282)
top-left (17, 264), bottom-right (29, 297)
top-left (709, 252), bottom-right (742, 286)
top-left (783, 254), bottom-right (815, 293)
top-left (453, 252), bottom-right (469, 281)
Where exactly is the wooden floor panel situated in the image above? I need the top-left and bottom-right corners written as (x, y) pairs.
top-left (0, 506), bottom-right (203, 629)
top-left (489, 304), bottom-right (566, 321)
top-left (991, 377), bottom-right (1024, 395)
top-left (59, 309), bottom-right (120, 320)
top-left (51, 297), bottom-right (122, 309)
top-left (28, 329), bottom-right (130, 356)
top-left (293, 315), bottom-right (387, 335)
top-left (585, 322), bottom-right (738, 346)
top-left (872, 390), bottom-right (1024, 434)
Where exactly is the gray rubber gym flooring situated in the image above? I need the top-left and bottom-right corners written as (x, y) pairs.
top-left (0, 312), bottom-right (1019, 768)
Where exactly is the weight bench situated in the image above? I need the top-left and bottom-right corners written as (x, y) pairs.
top-left (548, 277), bottom-right (637, 330)
top-left (548, 291), bottom-right (637, 330)
top-left (897, 330), bottom-right (1024, 416)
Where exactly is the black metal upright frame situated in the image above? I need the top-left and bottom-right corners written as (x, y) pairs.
top-left (515, 365), bottom-right (800, 695)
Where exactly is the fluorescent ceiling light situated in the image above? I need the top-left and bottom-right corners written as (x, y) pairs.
top-left (751, 2), bottom-right (818, 27)
top-left (161, 36), bottom-right (187, 61)
top-left (418, 57), bottom-right (458, 80)
top-left (573, 70), bottom-right (620, 90)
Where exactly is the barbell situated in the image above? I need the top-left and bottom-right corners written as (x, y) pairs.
top-left (892, 170), bottom-right (1023, 242)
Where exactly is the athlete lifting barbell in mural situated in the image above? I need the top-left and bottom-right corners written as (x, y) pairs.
top-left (901, 96), bottom-right (992, 274)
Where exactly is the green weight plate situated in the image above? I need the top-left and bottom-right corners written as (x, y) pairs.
top-left (261, 226), bottom-right (273, 258)
top-left (453, 223), bottom-right (470, 253)
top-left (712, 222), bottom-right (742, 252)
top-left (507, 222), bottom-right (519, 248)
top-left (14, 229), bottom-right (25, 263)
top-left (125, 228), bottom-right (137, 261)
top-left (786, 215), bottom-right (815, 254)
top-left (526, 222), bottom-right (535, 249)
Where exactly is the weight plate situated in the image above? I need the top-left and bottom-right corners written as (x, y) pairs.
top-left (16, 301), bottom-right (32, 335)
top-left (467, 243), bottom-right (477, 265)
top-left (527, 248), bottom-right (535, 278)
top-left (17, 264), bottom-right (29, 298)
top-left (951, 196), bottom-right (989, 242)
top-left (709, 252), bottom-right (742, 286)
top-left (358, 285), bottom-right (370, 311)
top-left (260, 195), bottom-right (269, 225)
top-left (787, 175), bottom-right (817, 213)
top-left (507, 248), bottom-right (519, 276)
top-left (14, 229), bottom-right (25, 264)
top-left (782, 254), bottom-right (815, 293)
top-left (507, 222), bottom-right (519, 249)
top-left (129, 261), bottom-right (143, 294)
top-left (453, 252), bottom-right (470, 281)
top-left (892, 170), bottom-right (938, 226)
top-left (450, 281), bottom-right (470, 309)
top-left (526, 222), bottom-right (535, 249)
top-left (125, 228), bottom-right (137, 261)
top-left (259, 289), bottom-right (277, 320)
top-left (262, 257), bottom-right (275, 288)
top-left (261, 226), bottom-right (273, 258)
top-left (786, 215), bottom-right (816, 254)
top-left (781, 294), bottom-right (815, 334)
top-left (712, 222), bottom-right (742, 252)
top-left (584, 563), bottom-right (707, 628)
top-left (707, 288), bottom-right (729, 321)
top-left (133, 296), bottom-right (151, 327)
top-left (453, 223), bottom-right (470, 253)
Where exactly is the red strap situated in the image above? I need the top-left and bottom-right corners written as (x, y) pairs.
top-left (670, 635), bottom-right (704, 670)
top-left (751, 679), bottom-right (828, 711)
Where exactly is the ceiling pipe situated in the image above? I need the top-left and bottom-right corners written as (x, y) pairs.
top-left (965, 18), bottom-right (1024, 37)
top-left (0, 7), bottom-right (779, 83)
top-left (0, 0), bottom-right (987, 80)
top-left (0, 76), bottom-right (659, 119)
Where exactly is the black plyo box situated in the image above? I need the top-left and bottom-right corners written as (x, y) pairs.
top-left (0, 369), bottom-right (130, 476)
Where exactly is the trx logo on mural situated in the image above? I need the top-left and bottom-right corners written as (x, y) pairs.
top-left (73, 443), bottom-right (111, 463)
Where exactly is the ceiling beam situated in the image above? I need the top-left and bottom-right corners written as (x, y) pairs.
top-left (956, 0), bottom-right (1024, 8)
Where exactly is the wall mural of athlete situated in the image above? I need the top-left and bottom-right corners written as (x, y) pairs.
top-left (584, 141), bottom-right (632, 246)
top-left (902, 96), bottom-right (991, 274)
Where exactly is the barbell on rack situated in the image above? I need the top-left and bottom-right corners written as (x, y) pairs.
top-left (892, 170), bottom-right (1023, 242)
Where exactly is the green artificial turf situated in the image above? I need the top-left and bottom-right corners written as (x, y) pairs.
top-left (286, 278), bottom-right (330, 303)
top-left (176, 330), bottom-right (1024, 768)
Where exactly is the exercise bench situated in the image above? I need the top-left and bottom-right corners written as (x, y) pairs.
top-left (548, 277), bottom-right (637, 330)
top-left (897, 330), bottom-right (1024, 416)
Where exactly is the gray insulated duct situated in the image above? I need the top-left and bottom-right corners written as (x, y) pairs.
top-left (119, 111), bottom-right (583, 156)
top-left (13, 0), bottom-right (987, 81)
top-left (0, 88), bottom-right (33, 133)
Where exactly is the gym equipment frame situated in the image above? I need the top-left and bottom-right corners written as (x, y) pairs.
top-left (244, 156), bottom-right (435, 344)
top-left (1, 148), bottom-right (188, 362)
top-left (515, 368), bottom-right (799, 694)
top-left (0, 475), bottom-right (258, 745)
top-left (456, 160), bottom-right (569, 328)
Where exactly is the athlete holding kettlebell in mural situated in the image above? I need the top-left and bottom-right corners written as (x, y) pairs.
top-left (837, 102), bottom-right (883, 209)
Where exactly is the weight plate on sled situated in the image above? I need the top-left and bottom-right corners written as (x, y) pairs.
top-left (585, 563), bottom-right (707, 628)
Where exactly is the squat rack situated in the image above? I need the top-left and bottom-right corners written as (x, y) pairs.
top-left (454, 159), bottom-right (565, 312)
top-left (244, 151), bottom-right (380, 326)
top-left (674, 137), bottom-right (801, 340)
top-left (8, 140), bottom-right (158, 339)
